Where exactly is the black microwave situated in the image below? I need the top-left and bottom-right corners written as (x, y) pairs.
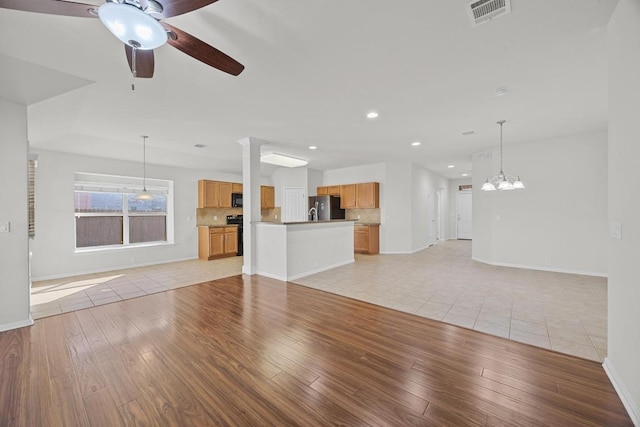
top-left (232, 193), bottom-right (243, 208)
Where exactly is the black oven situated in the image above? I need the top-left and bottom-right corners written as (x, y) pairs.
top-left (231, 193), bottom-right (243, 208)
top-left (226, 215), bottom-right (243, 256)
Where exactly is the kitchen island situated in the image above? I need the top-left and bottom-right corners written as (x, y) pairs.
top-left (254, 220), bottom-right (355, 281)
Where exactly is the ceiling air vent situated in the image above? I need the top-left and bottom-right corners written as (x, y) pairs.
top-left (466, 0), bottom-right (511, 27)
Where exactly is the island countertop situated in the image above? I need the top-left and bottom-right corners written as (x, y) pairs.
top-left (253, 219), bottom-right (356, 225)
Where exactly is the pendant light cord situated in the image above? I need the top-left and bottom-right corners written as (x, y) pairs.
top-left (142, 135), bottom-right (148, 191)
top-left (497, 120), bottom-right (505, 174)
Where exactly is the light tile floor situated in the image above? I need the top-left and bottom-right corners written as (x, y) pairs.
top-left (31, 240), bottom-right (607, 362)
top-left (295, 240), bottom-right (607, 362)
top-left (31, 257), bottom-right (243, 319)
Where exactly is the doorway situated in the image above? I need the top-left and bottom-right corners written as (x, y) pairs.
top-left (282, 187), bottom-right (306, 222)
top-left (457, 191), bottom-right (472, 239)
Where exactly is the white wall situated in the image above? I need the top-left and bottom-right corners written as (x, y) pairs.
top-left (411, 165), bottom-right (450, 251)
top-left (322, 162), bottom-right (451, 254)
top-left (472, 131), bottom-right (608, 276)
top-left (606, 1), bottom-right (640, 423)
top-left (449, 178), bottom-right (473, 239)
top-left (30, 149), bottom-right (242, 280)
top-left (271, 167), bottom-right (308, 207)
top-left (307, 168), bottom-right (323, 197)
top-left (0, 99), bottom-right (32, 331)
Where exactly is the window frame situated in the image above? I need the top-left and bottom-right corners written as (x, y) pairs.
top-left (73, 173), bottom-right (174, 252)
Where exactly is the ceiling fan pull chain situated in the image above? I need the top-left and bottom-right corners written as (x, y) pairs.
top-left (131, 45), bottom-right (138, 78)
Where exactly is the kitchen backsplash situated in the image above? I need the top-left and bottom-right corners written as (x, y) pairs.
top-left (261, 207), bottom-right (281, 222)
top-left (196, 208), bottom-right (242, 226)
top-left (346, 208), bottom-right (381, 224)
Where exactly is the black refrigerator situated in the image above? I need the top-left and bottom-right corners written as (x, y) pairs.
top-left (308, 195), bottom-right (345, 221)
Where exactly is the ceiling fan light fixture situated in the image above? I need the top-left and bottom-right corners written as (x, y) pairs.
top-left (98, 2), bottom-right (167, 50)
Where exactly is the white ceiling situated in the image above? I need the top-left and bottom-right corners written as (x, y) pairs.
top-left (0, 0), bottom-right (617, 179)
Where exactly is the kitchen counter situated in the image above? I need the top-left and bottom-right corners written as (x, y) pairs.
top-left (196, 224), bottom-right (239, 228)
top-left (254, 221), bottom-right (354, 281)
top-left (254, 219), bottom-right (356, 225)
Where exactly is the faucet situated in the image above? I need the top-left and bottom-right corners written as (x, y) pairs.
top-left (308, 207), bottom-right (317, 221)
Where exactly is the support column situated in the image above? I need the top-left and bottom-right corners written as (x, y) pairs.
top-left (237, 137), bottom-right (264, 275)
top-left (0, 99), bottom-right (33, 331)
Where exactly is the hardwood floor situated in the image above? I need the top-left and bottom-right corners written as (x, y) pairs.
top-left (2, 275), bottom-right (632, 426)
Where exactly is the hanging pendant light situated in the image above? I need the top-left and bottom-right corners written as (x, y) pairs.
top-left (135, 135), bottom-right (154, 200)
top-left (481, 120), bottom-right (525, 192)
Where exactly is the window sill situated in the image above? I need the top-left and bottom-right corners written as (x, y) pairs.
top-left (75, 241), bottom-right (175, 254)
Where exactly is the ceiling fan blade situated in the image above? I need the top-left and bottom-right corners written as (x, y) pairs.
top-left (162, 23), bottom-right (244, 76)
top-left (0, 0), bottom-right (97, 17)
top-left (125, 45), bottom-right (155, 78)
top-left (154, 0), bottom-right (218, 19)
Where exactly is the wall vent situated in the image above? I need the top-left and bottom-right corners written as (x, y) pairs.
top-left (466, 0), bottom-right (511, 27)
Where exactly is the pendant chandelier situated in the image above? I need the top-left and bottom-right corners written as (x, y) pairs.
top-left (481, 120), bottom-right (525, 191)
top-left (135, 135), bottom-right (155, 201)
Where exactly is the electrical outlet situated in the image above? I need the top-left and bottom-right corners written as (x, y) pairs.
top-left (357, 215), bottom-right (360, 219)
top-left (213, 215), bottom-right (217, 220)
top-left (0, 222), bottom-right (9, 233)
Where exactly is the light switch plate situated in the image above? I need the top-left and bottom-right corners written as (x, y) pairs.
top-left (0, 222), bottom-right (9, 233)
top-left (610, 222), bottom-right (622, 240)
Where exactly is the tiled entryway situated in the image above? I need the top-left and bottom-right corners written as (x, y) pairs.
top-left (31, 240), bottom-right (607, 362)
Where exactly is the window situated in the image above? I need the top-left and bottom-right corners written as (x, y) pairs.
top-left (74, 173), bottom-right (173, 250)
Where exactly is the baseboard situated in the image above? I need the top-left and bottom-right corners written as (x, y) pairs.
top-left (242, 265), bottom-right (256, 275)
top-left (31, 257), bottom-right (197, 282)
top-left (0, 317), bottom-right (34, 332)
top-left (471, 257), bottom-right (607, 278)
top-left (254, 270), bottom-right (287, 282)
top-left (603, 358), bottom-right (639, 426)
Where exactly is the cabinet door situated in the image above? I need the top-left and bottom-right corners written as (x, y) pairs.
top-left (209, 229), bottom-right (225, 256)
top-left (354, 226), bottom-right (369, 253)
top-left (317, 186), bottom-right (329, 196)
top-left (224, 228), bottom-right (238, 255)
top-left (328, 186), bottom-right (341, 196)
top-left (232, 183), bottom-right (243, 193)
top-left (261, 186), bottom-right (275, 209)
top-left (198, 180), bottom-right (220, 208)
top-left (219, 182), bottom-right (233, 208)
top-left (356, 182), bottom-right (379, 208)
top-left (340, 184), bottom-right (357, 208)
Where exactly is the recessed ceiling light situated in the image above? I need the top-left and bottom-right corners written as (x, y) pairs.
top-left (448, 165), bottom-right (455, 168)
top-left (308, 146), bottom-right (317, 150)
top-left (366, 111), bottom-right (379, 119)
top-left (194, 143), bottom-right (206, 148)
top-left (462, 173), bottom-right (469, 177)
top-left (411, 141), bottom-right (421, 146)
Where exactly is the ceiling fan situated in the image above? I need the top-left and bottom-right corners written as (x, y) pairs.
top-left (0, 0), bottom-right (244, 78)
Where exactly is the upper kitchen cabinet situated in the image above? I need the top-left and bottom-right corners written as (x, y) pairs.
top-left (232, 183), bottom-right (243, 193)
top-left (356, 182), bottom-right (379, 208)
top-left (340, 182), bottom-right (379, 209)
top-left (317, 186), bottom-right (341, 196)
top-left (198, 180), bottom-right (220, 208)
top-left (340, 184), bottom-right (357, 208)
top-left (261, 186), bottom-right (275, 209)
top-left (198, 180), bottom-right (237, 208)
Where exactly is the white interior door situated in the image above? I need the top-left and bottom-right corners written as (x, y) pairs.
top-left (426, 189), bottom-right (436, 246)
top-left (457, 192), bottom-right (472, 239)
top-left (282, 187), bottom-right (306, 222)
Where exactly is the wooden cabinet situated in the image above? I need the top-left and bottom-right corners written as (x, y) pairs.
top-left (340, 184), bottom-right (357, 208)
top-left (356, 182), bottom-right (379, 208)
top-left (198, 180), bottom-right (241, 208)
top-left (198, 226), bottom-right (238, 260)
top-left (354, 224), bottom-right (380, 255)
top-left (219, 182), bottom-right (233, 208)
top-left (261, 185), bottom-right (275, 209)
top-left (198, 180), bottom-right (220, 208)
top-left (317, 186), bottom-right (341, 196)
top-left (232, 183), bottom-right (243, 193)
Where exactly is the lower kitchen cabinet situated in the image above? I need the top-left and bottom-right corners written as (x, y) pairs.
top-left (198, 226), bottom-right (238, 260)
top-left (354, 224), bottom-right (380, 255)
